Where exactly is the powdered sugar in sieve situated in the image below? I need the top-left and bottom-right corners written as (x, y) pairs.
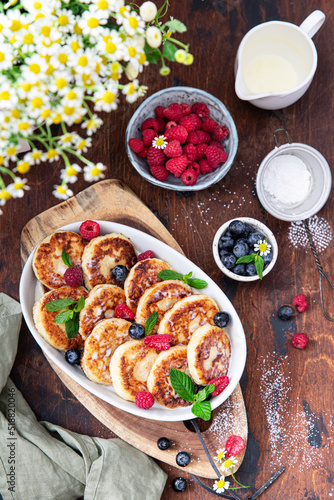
top-left (288, 215), bottom-right (332, 253)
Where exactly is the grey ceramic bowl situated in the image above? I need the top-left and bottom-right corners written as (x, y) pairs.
top-left (125, 86), bottom-right (238, 191)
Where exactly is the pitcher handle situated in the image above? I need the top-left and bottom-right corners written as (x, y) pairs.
top-left (299, 10), bottom-right (325, 38)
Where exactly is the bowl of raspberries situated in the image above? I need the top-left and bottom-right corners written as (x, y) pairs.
top-left (125, 86), bottom-right (238, 190)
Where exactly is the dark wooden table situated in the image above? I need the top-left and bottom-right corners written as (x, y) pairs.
top-left (1, 1), bottom-right (333, 499)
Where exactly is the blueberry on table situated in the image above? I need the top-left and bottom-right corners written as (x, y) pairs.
top-left (65, 348), bottom-right (82, 365)
top-left (214, 311), bottom-right (230, 328)
top-left (157, 437), bottom-right (170, 450)
top-left (112, 265), bottom-right (129, 281)
top-left (176, 451), bottom-right (190, 467)
top-left (172, 477), bottom-right (187, 492)
top-left (232, 263), bottom-right (246, 276)
top-left (247, 231), bottom-right (265, 248)
top-left (278, 305), bottom-right (294, 321)
top-left (246, 263), bottom-right (257, 276)
top-left (221, 253), bottom-right (236, 269)
top-left (228, 220), bottom-right (246, 237)
top-left (219, 235), bottom-right (234, 251)
top-left (129, 323), bottom-right (145, 340)
top-left (233, 241), bottom-right (249, 259)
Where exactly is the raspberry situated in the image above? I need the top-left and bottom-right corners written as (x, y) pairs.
top-left (129, 138), bottom-right (144, 153)
top-left (165, 120), bottom-right (177, 130)
top-left (137, 250), bottom-right (154, 261)
top-left (147, 146), bottom-right (165, 166)
top-left (135, 391), bottom-right (154, 409)
top-left (141, 117), bottom-right (160, 132)
top-left (208, 376), bottom-right (229, 396)
top-left (115, 304), bottom-right (135, 320)
top-left (156, 117), bottom-right (166, 133)
top-left (136, 147), bottom-right (149, 158)
top-left (155, 106), bottom-right (166, 118)
top-left (196, 143), bottom-right (208, 160)
top-left (206, 145), bottom-right (228, 168)
top-left (142, 128), bottom-right (156, 147)
top-left (209, 140), bottom-right (225, 150)
top-left (183, 144), bottom-right (197, 162)
top-left (191, 102), bottom-right (210, 118)
top-left (189, 161), bottom-right (200, 175)
top-left (165, 140), bottom-right (182, 158)
top-left (150, 165), bottom-right (169, 181)
top-left (163, 102), bottom-right (184, 122)
top-left (181, 103), bottom-right (191, 115)
top-left (179, 114), bottom-right (202, 132)
top-left (293, 294), bottom-right (308, 312)
top-left (202, 116), bottom-right (219, 134)
top-left (225, 435), bottom-right (246, 458)
top-left (213, 126), bottom-right (229, 141)
top-left (144, 334), bottom-right (171, 351)
top-left (64, 267), bottom-right (83, 287)
top-left (165, 125), bottom-right (188, 144)
top-left (187, 131), bottom-right (200, 145)
top-left (199, 158), bottom-right (213, 175)
top-left (79, 220), bottom-right (100, 240)
top-left (291, 332), bottom-right (308, 349)
top-left (196, 130), bottom-right (211, 144)
top-left (181, 168), bottom-right (198, 186)
top-left (166, 156), bottom-right (188, 177)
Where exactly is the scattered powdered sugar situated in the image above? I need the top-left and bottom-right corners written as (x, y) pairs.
top-left (288, 215), bottom-right (332, 253)
top-left (208, 391), bottom-right (247, 446)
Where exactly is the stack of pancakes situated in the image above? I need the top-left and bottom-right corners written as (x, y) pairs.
top-left (32, 229), bottom-right (231, 410)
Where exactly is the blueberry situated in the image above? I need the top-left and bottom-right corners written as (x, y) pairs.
top-left (232, 264), bottom-right (246, 276)
top-left (219, 235), bottom-right (234, 251)
top-left (233, 241), bottom-right (249, 259)
top-left (219, 249), bottom-right (229, 259)
top-left (157, 437), bottom-right (170, 450)
top-left (235, 237), bottom-right (248, 245)
top-left (243, 223), bottom-right (254, 236)
top-left (176, 451), bottom-right (190, 467)
top-left (129, 323), bottom-right (145, 340)
top-left (263, 251), bottom-right (273, 266)
top-left (247, 231), bottom-right (265, 248)
top-left (112, 265), bottom-right (129, 281)
top-left (214, 311), bottom-right (230, 328)
top-left (224, 230), bottom-right (232, 238)
top-left (195, 384), bottom-right (212, 401)
top-left (172, 477), bottom-right (187, 492)
top-left (278, 305), bottom-right (294, 321)
top-left (229, 220), bottom-right (246, 237)
top-left (246, 263), bottom-right (257, 276)
top-left (221, 253), bottom-right (236, 269)
top-left (65, 348), bottom-right (82, 365)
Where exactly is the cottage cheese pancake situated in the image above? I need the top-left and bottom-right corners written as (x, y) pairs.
top-left (147, 346), bottom-right (191, 409)
top-left (32, 231), bottom-right (87, 289)
top-left (187, 324), bottom-right (231, 384)
top-left (81, 318), bottom-right (131, 385)
top-left (135, 280), bottom-right (192, 334)
top-left (124, 258), bottom-right (173, 313)
top-left (82, 233), bottom-right (137, 290)
top-left (79, 284), bottom-right (125, 340)
top-left (158, 294), bottom-right (219, 346)
top-left (33, 286), bottom-right (87, 351)
top-left (110, 340), bottom-right (158, 401)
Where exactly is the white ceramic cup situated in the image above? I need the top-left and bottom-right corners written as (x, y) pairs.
top-left (235, 10), bottom-right (325, 109)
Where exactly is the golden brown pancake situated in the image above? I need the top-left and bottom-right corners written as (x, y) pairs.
top-left (32, 231), bottom-right (87, 289)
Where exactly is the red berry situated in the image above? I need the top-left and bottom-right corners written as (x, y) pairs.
top-left (208, 376), bottom-right (229, 396)
top-left (165, 125), bottom-right (188, 144)
top-left (115, 304), bottom-right (135, 320)
top-left (291, 332), bottom-right (308, 349)
top-left (136, 147), bottom-right (149, 158)
top-left (64, 267), bottom-right (83, 287)
top-left (79, 220), bottom-right (100, 240)
top-left (129, 138), bottom-right (144, 153)
top-left (187, 131), bottom-right (200, 145)
top-left (135, 391), bottom-right (154, 409)
top-left (141, 117), bottom-right (160, 132)
top-left (179, 114), bottom-right (202, 132)
top-left (156, 117), bottom-right (166, 133)
top-left (137, 250), bottom-right (154, 261)
top-left (202, 116), bottom-right (219, 134)
top-left (147, 146), bottom-right (165, 166)
top-left (181, 103), bottom-right (191, 115)
top-left (165, 120), bottom-right (177, 130)
top-left (165, 156), bottom-right (188, 177)
top-left (142, 129), bottom-right (156, 147)
top-left (196, 130), bottom-right (211, 144)
top-left (150, 165), bottom-right (169, 181)
top-left (196, 143), bottom-right (208, 160)
top-left (205, 145), bottom-right (228, 168)
top-left (183, 143), bottom-right (197, 162)
top-left (144, 334), bottom-right (171, 351)
top-left (199, 158), bottom-right (213, 175)
top-left (163, 102), bottom-right (184, 122)
top-left (191, 102), bottom-right (210, 118)
top-left (189, 161), bottom-right (200, 175)
top-left (292, 294), bottom-right (308, 313)
top-left (155, 106), bottom-right (166, 118)
top-left (213, 126), bottom-right (229, 141)
top-left (165, 140), bottom-right (183, 158)
top-left (209, 140), bottom-right (225, 150)
top-left (225, 435), bottom-right (246, 458)
top-left (181, 168), bottom-right (198, 186)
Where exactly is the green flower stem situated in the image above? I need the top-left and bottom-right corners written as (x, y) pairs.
top-left (167, 37), bottom-right (189, 50)
top-left (0, 175), bottom-right (5, 190)
top-left (61, 121), bottom-right (67, 135)
top-left (82, 100), bottom-right (93, 118)
top-left (63, 147), bottom-right (91, 165)
top-left (229, 469), bottom-right (249, 489)
top-left (59, 151), bottom-right (71, 168)
top-left (27, 135), bottom-right (51, 150)
top-left (0, 167), bottom-right (16, 181)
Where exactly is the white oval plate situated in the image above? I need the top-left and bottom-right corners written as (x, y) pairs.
top-left (19, 221), bottom-right (247, 422)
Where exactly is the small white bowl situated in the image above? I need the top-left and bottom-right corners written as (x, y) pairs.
top-left (212, 217), bottom-right (278, 282)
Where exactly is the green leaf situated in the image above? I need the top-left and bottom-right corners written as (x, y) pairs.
top-left (191, 401), bottom-right (212, 421)
top-left (144, 42), bottom-right (162, 64)
top-left (164, 20), bottom-right (187, 33)
top-left (186, 278), bottom-right (208, 289)
top-left (236, 254), bottom-right (256, 264)
top-left (65, 314), bottom-right (79, 339)
top-left (74, 296), bottom-right (85, 312)
top-left (163, 41), bottom-right (178, 61)
top-left (145, 312), bottom-right (159, 336)
top-left (157, 270), bottom-right (183, 281)
top-left (54, 310), bottom-right (73, 323)
top-left (170, 368), bottom-right (195, 402)
top-left (254, 256), bottom-right (265, 280)
top-left (44, 298), bottom-right (76, 311)
top-left (195, 384), bottom-right (215, 402)
top-left (62, 249), bottom-right (73, 267)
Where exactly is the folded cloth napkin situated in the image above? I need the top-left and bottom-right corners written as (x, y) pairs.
top-left (0, 293), bottom-right (167, 500)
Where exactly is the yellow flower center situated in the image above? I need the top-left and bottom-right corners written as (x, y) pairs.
top-left (10, 20), bottom-right (21, 32)
top-left (71, 41), bottom-right (80, 52)
top-left (91, 167), bottom-right (101, 176)
top-left (32, 151), bottom-right (42, 159)
top-left (47, 149), bottom-right (57, 158)
top-left (223, 459), bottom-right (233, 468)
top-left (31, 97), bottom-right (43, 109)
top-left (46, 64), bottom-right (55, 75)
top-left (0, 156), bottom-right (4, 166)
top-left (102, 91), bottom-right (115, 103)
top-left (78, 55), bottom-right (88, 67)
top-left (128, 46), bottom-right (136, 58)
top-left (155, 138), bottom-right (164, 146)
top-left (66, 90), bottom-right (77, 100)
top-left (111, 72), bottom-right (119, 81)
top-left (21, 83), bottom-right (32, 92)
top-left (119, 6), bottom-right (128, 17)
top-left (138, 53), bottom-right (146, 64)
top-left (67, 166), bottom-right (77, 176)
top-left (63, 135), bottom-right (73, 142)
top-left (41, 26), bottom-right (51, 37)
top-left (167, 30), bottom-right (172, 38)
top-left (128, 16), bottom-right (138, 29)
top-left (106, 41), bottom-right (116, 54)
top-left (0, 190), bottom-right (11, 200)
top-left (77, 140), bottom-right (86, 149)
top-left (74, 23), bottom-right (82, 35)
top-left (14, 182), bottom-right (24, 190)
top-left (33, 1), bottom-right (42, 9)
top-left (7, 146), bottom-right (16, 156)
top-left (217, 452), bottom-right (224, 460)
top-left (56, 78), bottom-right (67, 89)
top-left (0, 91), bottom-right (10, 100)
top-left (127, 83), bottom-right (135, 95)
top-left (11, 109), bottom-right (20, 119)
top-left (97, 0), bottom-right (108, 9)
top-left (87, 18), bottom-right (99, 29)
top-left (18, 122), bottom-right (30, 130)
top-left (41, 109), bottom-right (51, 118)
top-left (57, 186), bottom-right (67, 194)
top-left (111, 62), bottom-right (119, 72)
top-left (58, 53), bottom-right (68, 64)
top-left (29, 63), bottom-right (40, 74)
top-left (17, 162), bottom-right (30, 174)
top-left (35, 12), bottom-right (45, 21)
top-left (64, 106), bottom-right (74, 116)
top-left (58, 15), bottom-right (68, 26)
top-left (217, 480), bottom-right (225, 489)
top-left (23, 33), bottom-right (34, 44)
top-left (0, 52), bottom-right (5, 62)
top-left (259, 243), bottom-right (267, 252)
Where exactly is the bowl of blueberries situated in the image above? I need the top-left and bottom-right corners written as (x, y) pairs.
top-left (212, 217), bottom-right (278, 281)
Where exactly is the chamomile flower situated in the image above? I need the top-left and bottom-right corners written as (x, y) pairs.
top-left (122, 11), bottom-right (145, 36)
top-left (115, 4), bottom-right (130, 25)
top-left (152, 135), bottom-right (167, 150)
top-left (215, 449), bottom-right (226, 463)
top-left (81, 115), bottom-right (103, 136)
top-left (220, 456), bottom-right (238, 474)
top-left (254, 240), bottom-right (271, 256)
top-left (43, 148), bottom-right (60, 163)
top-left (7, 177), bottom-right (30, 198)
top-left (22, 54), bottom-right (48, 84)
top-left (24, 150), bottom-right (43, 165)
top-left (97, 30), bottom-right (124, 61)
top-left (0, 189), bottom-right (11, 206)
top-left (84, 162), bottom-right (107, 182)
top-left (78, 7), bottom-right (108, 38)
top-left (56, 9), bottom-right (76, 33)
top-left (0, 42), bottom-right (14, 70)
top-left (53, 184), bottom-right (73, 200)
top-left (94, 84), bottom-right (119, 112)
top-left (58, 133), bottom-right (76, 147)
top-left (213, 476), bottom-right (230, 494)
top-left (74, 136), bottom-right (92, 153)
top-left (60, 163), bottom-right (82, 184)
top-left (122, 79), bottom-right (147, 103)
top-left (14, 160), bottom-right (31, 174)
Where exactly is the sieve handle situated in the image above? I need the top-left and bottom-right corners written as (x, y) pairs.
top-left (273, 128), bottom-right (291, 148)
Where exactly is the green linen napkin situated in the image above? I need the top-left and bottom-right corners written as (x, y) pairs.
top-left (0, 293), bottom-right (167, 500)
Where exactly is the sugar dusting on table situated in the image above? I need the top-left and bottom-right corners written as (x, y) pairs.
top-left (288, 215), bottom-right (332, 253)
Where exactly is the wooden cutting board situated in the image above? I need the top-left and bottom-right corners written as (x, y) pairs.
top-left (20, 179), bottom-right (248, 479)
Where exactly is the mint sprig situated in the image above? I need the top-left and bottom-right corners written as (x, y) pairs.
top-left (44, 296), bottom-right (85, 339)
top-left (170, 368), bottom-right (214, 420)
top-left (145, 312), bottom-right (159, 336)
top-left (157, 270), bottom-right (208, 290)
top-left (62, 249), bottom-right (73, 268)
top-left (236, 253), bottom-right (265, 280)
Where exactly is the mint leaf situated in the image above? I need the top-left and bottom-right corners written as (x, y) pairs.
top-left (192, 401), bottom-right (212, 421)
top-left (144, 42), bottom-right (162, 63)
top-left (74, 296), bottom-right (85, 312)
top-left (170, 368), bottom-right (195, 402)
top-left (164, 20), bottom-right (187, 33)
top-left (163, 41), bottom-right (177, 61)
top-left (145, 312), bottom-right (159, 336)
top-left (158, 270), bottom-right (183, 281)
top-left (54, 310), bottom-right (73, 323)
top-left (236, 254), bottom-right (255, 264)
top-left (62, 249), bottom-right (73, 267)
top-left (195, 384), bottom-right (215, 402)
top-left (254, 256), bottom-right (265, 280)
top-left (65, 314), bottom-right (79, 339)
top-left (44, 298), bottom-right (77, 311)
top-left (185, 278), bottom-right (208, 289)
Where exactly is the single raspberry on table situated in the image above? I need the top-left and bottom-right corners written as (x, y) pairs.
top-left (147, 146), bottom-right (165, 166)
top-left (213, 126), bottom-right (229, 141)
top-left (164, 125), bottom-right (188, 144)
top-left (166, 156), bottom-right (188, 177)
top-left (137, 250), bottom-right (154, 261)
top-left (188, 161), bottom-right (200, 175)
top-left (191, 102), bottom-right (210, 118)
top-left (144, 334), bottom-right (171, 350)
top-left (115, 304), bottom-right (135, 320)
top-left (293, 294), bottom-right (308, 312)
top-left (142, 129), bottom-right (156, 147)
top-left (79, 220), bottom-right (100, 240)
top-left (128, 138), bottom-right (144, 153)
top-left (224, 435), bottom-right (246, 458)
top-left (165, 120), bottom-right (177, 130)
top-left (181, 103), bottom-right (191, 116)
top-left (183, 143), bottom-right (197, 162)
top-left (150, 165), bottom-right (169, 181)
top-left (165, 140), bottom-right (182, 158)
top-left (291, 332), bottom-right (308, 349)
top-left (141, 117), bottom-right (160, 132)
top-left (179, 113), bottom-right (202, 132)
top-left (208, 376), bottom-right (229, 396)
top-left (202, 116), bottom-right (219, 133)
top-left (64, 267), bottom-right (83, 287)
top-left (135, 391), bottom-right (154, 409)
top-left (155, 106), bottom-right (166, 118)
top-left (163, 102), bottom-right (184, 122)
top-left (186, 131), bottom-right (200, 145)
top-left (181, 168), bottom-right (198, 186)
top-left (136, 147), bottom-right (149, 158)
top-left (196, 130), bottom-right (211, 144)
top-left (196, 143), bottom-right (208, 160)
top-left (199, 158), bottom-right (213, 174)
top-left (206, 145), bottom-right (228, 168)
